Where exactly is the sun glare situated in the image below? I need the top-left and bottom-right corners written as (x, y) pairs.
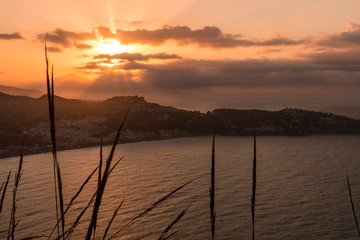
top-left (96, 39), bottom-right (133, 55)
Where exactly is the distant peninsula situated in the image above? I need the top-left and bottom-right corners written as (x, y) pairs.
top-left (1, 91), bottom-right (360, 158)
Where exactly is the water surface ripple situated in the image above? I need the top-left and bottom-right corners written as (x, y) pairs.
top-left (1, 135), bottom-right (360, 239)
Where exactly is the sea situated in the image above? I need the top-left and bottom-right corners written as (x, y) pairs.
top-left (1, 135), bottom-right (360, 239)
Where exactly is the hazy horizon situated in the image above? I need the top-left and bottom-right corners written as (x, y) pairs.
top-left (1, 83), bottom-right (360, 120)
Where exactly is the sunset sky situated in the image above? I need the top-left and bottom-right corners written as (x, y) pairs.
top-left (1, 0), bottom-right (360, 116)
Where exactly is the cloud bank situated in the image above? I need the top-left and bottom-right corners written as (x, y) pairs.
top-left (0, 32), bottom-right (24, 40)
top-left (38, 25), bottom-right (307, 51)
top-left (318, 22), bottom-right (360, 48)
top-left (110, 25), bottom-right (306, 48)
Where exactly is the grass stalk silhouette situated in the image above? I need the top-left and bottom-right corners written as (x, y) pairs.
top-left (109, 180), bottom-right (193, 239)
top-left (209, 134), bottom-right (216, 240)
top-left (47, 165), bottom-right (99, 239)
top-left (347, 175), bottom-right (360, 238)
top-left (7, 149), bottom-right (23, 240)
top-left (45, 42), bottom-right (65, 239)
top-left (102, 197), bottom-right (125, 240)
top-left (158, 204), bottom-right (191, 240)
top-left (251, 132), bottom-right (257, 240)
top-left (85, 109), bottom-right (129, 240)
top-left (0, 171), bottom-right (11, 218)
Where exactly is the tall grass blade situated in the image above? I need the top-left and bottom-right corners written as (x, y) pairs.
top-left (0, 183), bottom-right (4, 196)
top-left (159, 231), bottom-right (178, 240)
top-left (109, 180), bottom-right (193, 240)
top-left (107, 157), bottom-right (124, 181)
top-left (47, 165), bottom-right (99, 239)
top-left (98, 139), bottom-right (103, 190)
top-left (53, 192), bottom-right (97, 240)
top-left (8, 149), bottom-right (23, 240)
top-left (86, 109), bottom-right (129, 240)
top-left (158, 204), bottom-right (190, 240)
top-left (0, 171), bottom-right (11, 217)
top-left (209, 134), bottom-right (216, 240)
top-left (347, 175), bottom-right (360, 238)
top-left (65, 165), bottom-right (99, 214)
top-left (45, 42), bottom-right (61, 238)
top-left (102, 198), bottom-right (125, 240)
top-left (251, 133), bottom-right (257, 240)
top-left (55, 161), bottom-right (65, 240)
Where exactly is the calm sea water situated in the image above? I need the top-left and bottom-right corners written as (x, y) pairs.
top-left (1, 135), bottom-right (360, 239)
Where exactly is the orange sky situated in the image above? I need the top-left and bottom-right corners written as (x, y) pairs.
top-left (1, 0), bottom-right (360, 116)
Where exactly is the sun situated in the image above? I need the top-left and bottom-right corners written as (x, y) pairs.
top-left (95, 39), bottom-right (133, 55)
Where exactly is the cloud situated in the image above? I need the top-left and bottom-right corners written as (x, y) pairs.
top-left (110, 25), bottom-right (306, 48)
top-left (79, 51), bottom-right (182, 71)
top-left (47, 46), bottom-right (63, 53)
top-left (80, 57), bottom-right (360, 113)
top-left (37, 28), bottom-right (96, 49)
top-left (317, 22), bottom-right (360, 48)
top-left (304, 50), bottom-right (360, 71)
top-left (93, 52), bottom-right (182, 61)
top-left (84, 58), bottom-right (360, 99)
top-left (0, 32), bottom-right (24, 40)
top-left (75, 43), bottom-right (93, 49)
top-left (39, 25), bottom-right (306, 51)
top-left (78, 61), bottom-right (110, 70)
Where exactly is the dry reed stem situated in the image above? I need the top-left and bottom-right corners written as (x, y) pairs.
top-left (158, 204), bottom-right (190, 240)
top-left (0, 171), bottom-right (11, 217)
top-left (209, 134), bottom-right (216, 240)
top-left (45, 42), bottom-right (62, 238)
top-left (251, 133), bottom-right (257, 240)
top-left (85, 109), bottom-right (129, 240)
top-left (98, 139), bottom-right (103, 191)
top-left (53, 192), bottom-right (97, 240)
top-left (47, 165), bottom-right (99, 239)
top-left (347, 175), bottom-right (360, 239)
top-left (0, 183), bottom-right (4, 197)
top-left (102, 198), bottom-right (125, 240)
top-left (8, 149), bottom-right (23, 240)
top-left (109, 180), bottom-right (193, 240)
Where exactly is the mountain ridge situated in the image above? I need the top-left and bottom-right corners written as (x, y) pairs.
top-left (1, 91), bottom-right (360, 158)
top-left (0, 84), bottom-right (44, 98)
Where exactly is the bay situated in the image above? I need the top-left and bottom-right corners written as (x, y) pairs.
top-left (1, 135), bottom-right (360, 239)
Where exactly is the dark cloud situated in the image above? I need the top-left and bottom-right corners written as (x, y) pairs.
top-left (0, 32), bottom-right (24, 40)
top-left (41, 25), bottom-right (305, 50)
top-left (317, 22), bottom-right (360, 48)
top-left (94, 52), bottom-right (181, 61)
top-left (120, 61), bottom-right (148, 70)
top-left (75, 43), bottom-right (93, 49)
top-left (37, 28), bottom-right (96, 49)
top-left (84, 58), bottom-right (360, 99)
top-left (304, 50), bottom-right (360, 71)
top-left (79, 51), bottom-right (181, 71)
top-left (47, 46), bottom-right (63, 53)
top-left (110, 25), bottom-right (306, 48)
top-left (78, 61), bottom-right (110, 70)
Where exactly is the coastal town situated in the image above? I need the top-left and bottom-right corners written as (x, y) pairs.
top-left (1, 92), bottom-right (360, 158)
